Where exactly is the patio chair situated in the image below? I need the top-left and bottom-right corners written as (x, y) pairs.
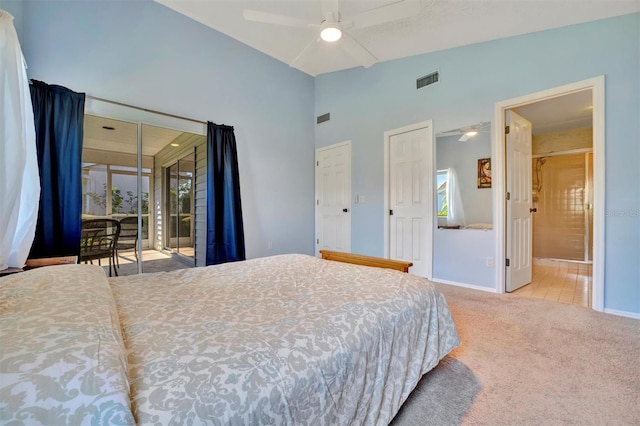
top-left (116, 216), bottom-right (138, 268)
top-left (80, 218), bottom-right (120, 277)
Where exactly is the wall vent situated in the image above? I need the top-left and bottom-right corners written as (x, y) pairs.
top-left (316, 113), bottom-right (330, 124)
top-left (416, 71), bottom-right (439, 89)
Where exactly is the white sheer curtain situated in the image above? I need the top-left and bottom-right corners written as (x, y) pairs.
top-left (0, 9), bottom-right (40, 270)
top-left (446, 167), bottom-right (466, 227)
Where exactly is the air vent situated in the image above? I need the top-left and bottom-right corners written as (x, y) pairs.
top-left (416, 71), bottom-right (439, 89)
top-left (317, 113), bottom-right (330, 124)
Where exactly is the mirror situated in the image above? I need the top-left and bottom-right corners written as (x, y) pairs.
top-left (435, 121), bottom-right (493, 230)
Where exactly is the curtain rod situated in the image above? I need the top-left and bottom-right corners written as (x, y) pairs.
top-left (86, 95), bottom-right (207, 125)
top-left (28, 79), bottom-right (207, 126)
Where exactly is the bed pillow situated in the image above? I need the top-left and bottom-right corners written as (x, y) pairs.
top-left (0, 264), bottom-right (134, 425)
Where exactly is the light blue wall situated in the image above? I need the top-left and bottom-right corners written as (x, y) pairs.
top-left (436, 133), bottom-right (493, 226)
top-left (315, 14), bottom-right (640, 314)
top-left (434, 132), bottom-right (494, 288)
top-left (7, 0), bottom-right (316, 259)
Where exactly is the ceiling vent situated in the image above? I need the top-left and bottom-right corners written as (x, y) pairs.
top-left (317, 113), bottom-right (330, 124)
top-left (417, 71), bottom-right (439, 89)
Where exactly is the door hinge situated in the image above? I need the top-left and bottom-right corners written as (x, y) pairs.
top-left (316, 161), bottom-right (319, 166)
top-left (317, 200), bottom-right (319, 205)
top-left (389, 209), bottom-right (394, 215)
top-left (506, 258), bottom-right (510, 267)
top-left (505, 125), bottom-right (510, 134)
top-left (506, 192), bottom-right (511, 201)
top-left (316, 238), bottom-right (319, 244)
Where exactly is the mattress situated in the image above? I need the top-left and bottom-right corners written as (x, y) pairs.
top-left (109, 254), bottom-right (460, 425)
top-left (0, 253), bottom-right (459, 425)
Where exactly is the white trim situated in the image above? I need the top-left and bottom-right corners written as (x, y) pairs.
top-left (603, 309), bottom-right (640, 320)
top-left (314, 140), bottom-right (352, 257)
top-left (432, 278), bottom-right (499, 293)
top-left (85, 98), bottom-right (206, 136)
top-left (493, 76), bottom-right (605, 313)
top-left (383, 120), bottom-right (433, 279)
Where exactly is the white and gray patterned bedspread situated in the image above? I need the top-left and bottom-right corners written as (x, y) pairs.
top-left (109, 254), bottom-right (460, 425)
top-left (0, 264), bottom-right (134, 425)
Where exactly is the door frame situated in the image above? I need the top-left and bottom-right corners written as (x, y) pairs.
top-left (383, 120), bottom-right (434, 279)
top-left (492, 76), bottom-right (605, 311)
top-left (314, 140), bottom-right (352, 256)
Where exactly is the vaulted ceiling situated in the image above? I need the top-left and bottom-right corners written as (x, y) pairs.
top-left (155, 0), bottom-right (640, 76)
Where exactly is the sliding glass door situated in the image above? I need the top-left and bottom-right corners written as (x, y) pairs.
top-left (82, 100), bottom-right (206, 275)
top-left (165, 152), bottom-right (195, 259)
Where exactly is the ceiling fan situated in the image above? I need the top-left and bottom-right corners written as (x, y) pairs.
top-left (242, 0), bottom-right (421, 70)
top-left (438, 121), bottom-right (491, 142)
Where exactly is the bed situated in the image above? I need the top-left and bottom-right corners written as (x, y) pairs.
top-left (0, 253), bottom-right (460, 425)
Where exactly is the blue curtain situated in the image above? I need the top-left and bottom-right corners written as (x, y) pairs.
top-left (29, 80), bottom-right (85, 258)
top-left (206, 122), bottom-right (245, 265)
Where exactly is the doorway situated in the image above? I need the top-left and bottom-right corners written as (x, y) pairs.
top-left (493, 77), bottom-right (604, 311)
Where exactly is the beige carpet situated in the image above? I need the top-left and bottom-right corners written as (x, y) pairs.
top-left (391, 283), bottom-right (640, 425)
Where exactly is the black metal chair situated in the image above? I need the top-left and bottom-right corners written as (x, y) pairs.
top-left (115, 216), bottom-right (138, 268)
top-left (80, 219), bottom-right (120, 277)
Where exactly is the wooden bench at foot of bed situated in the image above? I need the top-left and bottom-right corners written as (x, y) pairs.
top-left (319, 250), bottom-right (413, 273)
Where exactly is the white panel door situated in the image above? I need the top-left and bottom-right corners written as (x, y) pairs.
top-left (315, 142), bottom-right (351, 255)
top-left (389, 127), bottom-right (432, 277)
top-left (506, 110), bottom-right (533, 292)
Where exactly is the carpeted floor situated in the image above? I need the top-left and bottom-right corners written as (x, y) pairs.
top-left (391, 283), bottom-right (640, 425)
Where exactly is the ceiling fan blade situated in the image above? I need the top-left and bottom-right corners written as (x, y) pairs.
top-left (322, 0), bottom-right (340, 22)
top-left (350, 0), bottom-right (421, 29)
top-left (458, 134), bottom-right (471, 142)
top-left (340, 33), bottom-right (377, 68)
top-left (438, 130), bottom-right (463, 138)
top-left (290, 36), bottom-right (320, 69)
top-left (243, 9), bottom-right (310, 28)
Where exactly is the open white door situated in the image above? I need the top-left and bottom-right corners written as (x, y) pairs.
top-left (315, 142), bottom-right (351, 255)
top-left (506, 110), bottom-right (533, 292)
top-left (388, 126), bottom-right (433, 278)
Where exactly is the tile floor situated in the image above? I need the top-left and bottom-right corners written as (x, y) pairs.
top-left (512, 258), bottom-right (592, 308)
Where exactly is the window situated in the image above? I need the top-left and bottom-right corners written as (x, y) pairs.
top-left (81, 163), bottom-right (152, 242)
top-left (437, 169), bottom-right (449, 217)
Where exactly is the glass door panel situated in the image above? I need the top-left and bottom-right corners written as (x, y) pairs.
top-left (165, 153), bottom-right (195, 259)
top-left (82, 115), bottom-right (140, 276)
top-left (110, 170), bottom-right (150, 246)
top-left (142, 123), bottom-right (204, 272)
top-left (166, 163), bottom-right (179, 252)
top-left (81, 163), bottom-right (107, 218)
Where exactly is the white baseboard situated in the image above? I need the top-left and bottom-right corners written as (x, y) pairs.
top-left (433, 278), bottom-right (640, 320)
top-left (431, 278), bottom-right (499, 293)
top-left (603, 308), bottom-right (640, 320)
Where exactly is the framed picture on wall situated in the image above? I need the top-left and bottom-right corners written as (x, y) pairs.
top-left (478, 158), bottom-right (491, 188)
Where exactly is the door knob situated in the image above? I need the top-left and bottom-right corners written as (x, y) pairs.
top-left (343, 208), bottom-right (349, 213)
top-left (530, 208), bottom-right (537, 213)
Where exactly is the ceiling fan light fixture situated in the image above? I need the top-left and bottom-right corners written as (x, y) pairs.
top-left (320, 22), bottom-right (342, 42)
top-left (465, 130), bottom-right (478, 137)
